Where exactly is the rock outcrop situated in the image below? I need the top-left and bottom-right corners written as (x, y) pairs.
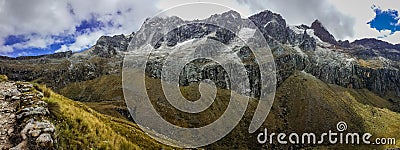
top-left (310, 19), bottom-right (338, 45)
top-left (0, 9), bottom-right (399, 100)
top-left (132, 10), bottom-right (400, 99)
top-left (249, 10), bottom-right (289, 44)
top-left (91, 34), bottom-right (133, 58)
top-left (352, 38), bottom-right (400, 51)
top-left (0, 79), bottom-right (56, 149)
top-left (350, 38), bottom-right (400, 61)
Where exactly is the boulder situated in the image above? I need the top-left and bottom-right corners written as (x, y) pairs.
top-left (29, 130), bottom-right (41, 137)
top-left (35, 133), bottom-right (53, 147)
top-left (16, 107), bottom-right (49, 119)
top-left (11, 96), bottom-right (20, 101)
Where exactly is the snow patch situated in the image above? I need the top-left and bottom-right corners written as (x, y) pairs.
top-left (289, 25), bottom-right (304, 35)
top-left (293, 46), bottom-right (306, 56)
top-left (238, 28), bottom-right (256, 41)
top-left (288, 26), bottom-right (331, 47)
top-left (345, 58), bottom-right (356, 62)
top-left (176, 39), bottom-right (195, 47)
top-left (306, 29), bottom-right (331, 47)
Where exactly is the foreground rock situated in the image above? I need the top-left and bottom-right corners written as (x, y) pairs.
top-left (0, 81), bottom-right (19, 149)
top-left (0, 80), bottom-right (56, 149)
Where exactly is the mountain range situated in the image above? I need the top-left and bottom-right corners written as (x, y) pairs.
top-left (0, 10), bottom-right (399, 149)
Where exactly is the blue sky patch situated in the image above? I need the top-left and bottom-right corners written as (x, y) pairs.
top-left (2, 15), bottom-right (109, 57)
top-left (75, 16), bottom-right (105, 34)
top-left (368, 5), bottom-right (400, 34)
top-left (4, 34), bottom-right (78, 57)
top-left (4, 35), bottom-right (29, 46)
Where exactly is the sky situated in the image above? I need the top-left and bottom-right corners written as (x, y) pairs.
top-left (0, 0), bottom-right (399, 57)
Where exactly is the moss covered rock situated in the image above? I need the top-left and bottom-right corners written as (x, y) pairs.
top-left (0, 75), bottom-right (8, 82)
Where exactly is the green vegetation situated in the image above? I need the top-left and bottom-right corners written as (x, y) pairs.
top-left (0, 74), bottom-right (8, 82)
top-left (269, 71), bottom-right (400, 149)
top-left (84, 100), bottom-right (130, 120)
top-left (358, 58), bottom-right (388, 69)
top-left (53, 71), bottom-right (400, 149)
top-left (60, 74), bottom-right (131, 120)
top-left (36, 85), bottom-right (174, 150)
top-left (60, 74), bottom-right (123, 102)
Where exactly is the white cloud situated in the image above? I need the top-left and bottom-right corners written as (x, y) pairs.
top-left (0, 45), bottom-right (13, 55)
top-left (156, 0), bottom-right (253, 20)
top-left (1, 0), bottom-right (400, 56)
top-left (16, 51), bottom-right (31, 57)
top-left (56, 31), bottom-right (104, 52)
top-left (382, 31), bottom-right (400, 43)
top-left (234, 0), bottom-right (356, 40)
top-left (328, 0), bottom-right (400, 43)
top-left (166, 0), bottom-right (399, 44)
top-left (11, 35), bottom-right (56, 49)
top-left (57, 45), bottom-right (69, 53)
top-left (0, 0), bottom-right (159, 55)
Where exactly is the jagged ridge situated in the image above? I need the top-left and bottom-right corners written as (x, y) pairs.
top-left (0, 9), bottom-right (399, 103)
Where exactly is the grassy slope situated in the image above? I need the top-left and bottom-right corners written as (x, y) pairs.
top-left (60, 74), bottom-right (123, 102)
top-left (58, 72), bottom-right (400, 149)
top-left (60, 74), bottom-right (132, 121)
top-left (84, 100), bottom-right (130, 120)
top-left (37, 85), bottom-right (174, 150)
top-left (268, 71), bottom-right (400, 149)
top-left (208, 71), bottom-right (400, 149)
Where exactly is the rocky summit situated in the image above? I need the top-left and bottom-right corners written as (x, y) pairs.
top-left (0, 9), bottom-right (399, 149)
top-left (0, 10), bottom-right (398, 100)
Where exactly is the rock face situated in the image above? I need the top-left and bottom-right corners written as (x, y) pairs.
top-left (298, 30), bottom-right (317, 51)
top-left (350, 38), bottom-right (400, 61)
top-left (249, 10), bottom-right (290, 44)
top-left (131, 10), bottom-right (400, 99)
top-left (0, 9), bottom-right (399, 100)
top-left (92, 34), bottom-right (133, 57)
top-left (352, 38), bottom-right (400, 51)
top-left (310, 20), bottom-right (338, 45)
top-left (0, 80), bottom-right (56, 149)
